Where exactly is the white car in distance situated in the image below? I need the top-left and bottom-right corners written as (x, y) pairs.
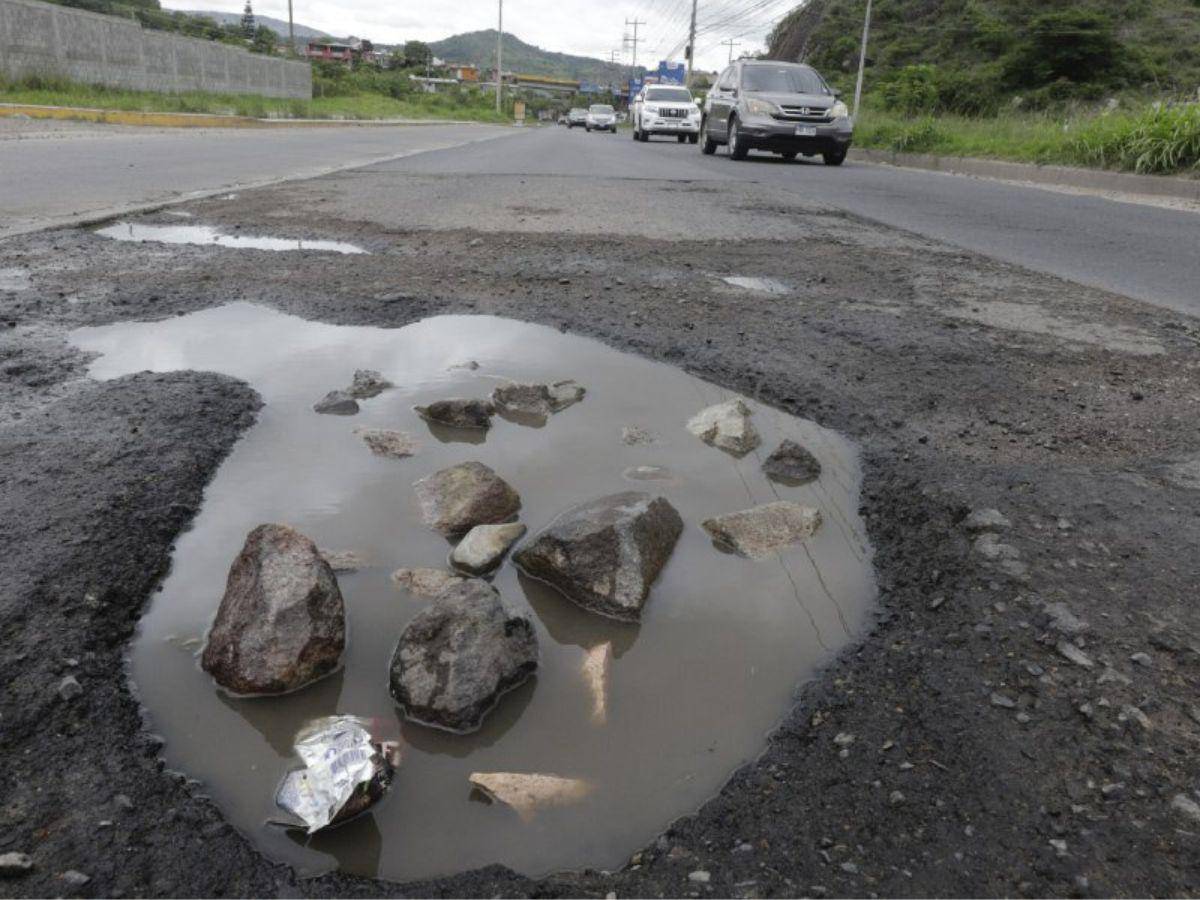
top-left (585, 104), bottom-right (618, 132)
top-left (632, 85), bottom-right (701, 143)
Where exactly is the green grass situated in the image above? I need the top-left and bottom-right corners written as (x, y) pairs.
top-left (854, 103), bottom-right (1200, 175)
top-left (0, 74), bottom-right (510, 123)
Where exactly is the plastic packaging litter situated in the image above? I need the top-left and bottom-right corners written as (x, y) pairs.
top-left (275, 715), bottom-right (399, 833)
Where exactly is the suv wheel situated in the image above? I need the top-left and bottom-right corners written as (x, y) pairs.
top-left (700, 117), bottom-right (717, 155)
top-left (728, 117), bottom-right (748, 160)
top-left (638, 122), bottom-right (650, 142)
top-left (823, 149), bottom-right (847, 166)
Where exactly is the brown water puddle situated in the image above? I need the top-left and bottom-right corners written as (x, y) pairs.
top-left (70, 304), bottom-right (875, 882)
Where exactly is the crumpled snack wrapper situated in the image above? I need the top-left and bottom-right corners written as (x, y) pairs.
top-left (275, 715), bottom-right (398, 833)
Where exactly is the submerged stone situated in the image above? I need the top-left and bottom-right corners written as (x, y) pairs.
top-left (762, 439), bottom-right (822, 485)
top-left (355, 428), bottom-right (418, 459)
top-left (450, 522), bottom-right (527, 576)
top-left (687, 398), bottom-right (761, 456)
top-left (348, 369), bottom-right (392, 399)
top-left (413, 461), bottom-right (522, 537)
top-left (414, 399), bottom-right (495, 430)
top-left (201, 524), bottom-right (346, 695)
top-left (701, 501), bottom-right (822, 559)
top-left (313, 390), bottom-right (359, 416)
top-left (390, 566), bottom-right (467, 599)
top-left (389, 580), bottom-right (538, 732)
top-left (514, 492), bottom-right (683, 622)
top-left (491, 380), bottom-right (586, 421)
top-left (468, 772), bottom-right (592, 821)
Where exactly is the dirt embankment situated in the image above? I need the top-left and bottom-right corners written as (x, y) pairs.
top-left (1, 186), bottom-right (1199, 897)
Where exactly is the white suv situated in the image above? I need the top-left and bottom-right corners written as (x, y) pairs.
top-left (632, 85), bottom-right (701, 144)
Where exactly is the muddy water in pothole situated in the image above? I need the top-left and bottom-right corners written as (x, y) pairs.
top-left (94, 222), bottom-right (367, 254)
top-left (70, 304), bottom-right (875, 882)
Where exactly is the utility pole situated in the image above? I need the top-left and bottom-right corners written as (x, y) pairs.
top-left (286, 0), bottom-right (294, 55)
top-left (852, 0), bottom-right (872, 118)
top-left (495, 0), bottom-right (503, 113)
top-left (685, 0), bottom-right (697, 87)
top-left (624, 17), bottom-right (646, 73)
top-left (721, 37), bottom-right (741, 63)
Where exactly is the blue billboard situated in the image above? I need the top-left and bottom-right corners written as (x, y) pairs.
top-left (655, 61), bottom-right (686, 85)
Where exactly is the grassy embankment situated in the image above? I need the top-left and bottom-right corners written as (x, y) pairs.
top-left (0, 73), bottom-right (511, 123)
top-left (854, 102), bottom-right (1200, 176)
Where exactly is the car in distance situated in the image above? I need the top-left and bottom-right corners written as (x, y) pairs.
top-left (700, 60), bottom-right (852, 165)
top-left (566, 107), bottom-right (589, 128)
top-left (631, 85), bottom-right (701, 143)
top-left (585, 104), bottom-right (618, 133)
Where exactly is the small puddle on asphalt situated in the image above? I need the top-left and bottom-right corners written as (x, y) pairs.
top-left (721, 275), bottom-right (791, 295)
top-left (69, 305), bottom-right (875, 882)
top-left (94, 222), bottom-right (367, 255)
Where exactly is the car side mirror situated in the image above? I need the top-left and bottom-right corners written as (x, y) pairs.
top-left (833, 89), bottom-right (843, 99)
top-left (729, 88), bottom-right (738, 98)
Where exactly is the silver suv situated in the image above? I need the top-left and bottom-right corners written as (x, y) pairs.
top-left (700, 60), bottom-right (852, 165)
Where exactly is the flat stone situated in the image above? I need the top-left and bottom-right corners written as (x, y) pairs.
top-left (390, 567), bottom-right (466, 598)
top-left (468, 772), bottom-right (592, 821)
top-left (450, 522), bottom-right (527, 575)
top-left (1171, 793), bottom-right (1200, 823)
top-left (514, 492), bottom-right (683, 622)
top-left (621, 425), bottom-right (656, 445)
top-left (974, 533), bottom-right (1020, 561)
top-left (389, 580), bottom-right (537, 733)
top-left (319, 548), bottom-right (366, 573)
top-left (201, 524), bottom-right (345, 695)
top-left (313, 390), bottom-right (359, 415)
top-left (57, 675), bottom-right (82, 701)
top-left (413, 461), bottom-right (522, 537)
top-left (547, 379), bottom-right (586, 411)
top-left (1056, 640), bottom-right (1094, 669)
top-left (60, 871), bottom-right (90, 887)
top-left (701, 501), bottom-right (822, 560)
top-left (0, 852), bottom-right (32, 877)
top-left (414, 399), bottom-right (495, 430)
top-left (687, 398), bottom-right (761, 456)
top-left (689, 871), bottom-right (712, 884)
top-left (963, 508), bottom-right (1012, 532)
top-left (582, 642), bottom-right (612, 725)
top-left (490, 381), bottom-right (586, 421)
top-left (348, 368), bottom-right (392, 399)
top-left (1042, 601), bottom-right (1088, 635)
top-left (354, 428), bottom-right (418, 459)
top-left (762, 439), bottom-right (822, 485)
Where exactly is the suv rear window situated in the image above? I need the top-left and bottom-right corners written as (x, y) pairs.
top-left (645, 87), bottom-right (692, 102)
top-left (741, 65), bottom-right (829, 95)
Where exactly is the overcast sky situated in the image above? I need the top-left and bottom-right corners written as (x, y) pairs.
top-left (163, 0), bottom-right (798, 72)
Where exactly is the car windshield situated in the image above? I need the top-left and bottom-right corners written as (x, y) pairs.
top-left (741, 65), bottom-right (829, 95)
top-left (570, 108), bottom-right (586, 114)
top-left (589, 105), bottom-right (614, 114)
top-left (645, 88), bottom-right (692, 102)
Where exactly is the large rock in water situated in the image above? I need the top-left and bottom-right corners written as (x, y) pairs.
top-left (686, 398), bottom-right (761, 456)
top-left (389, 580), bottom-right (538, 733)
top-left (450, 522), bottom-right (527, 575)
top-left (701, 501), bottom-right (822, 560)
top-left (201, 524), bottom-right (346, 695)
top-left (513, 492), bottom-right (683, 622)
top-left (413, 461), bottom-right (522, 537)
top-left (414, 399), bottom-right (495, 430)
top-left (762, 439), bottom-right (822, 485)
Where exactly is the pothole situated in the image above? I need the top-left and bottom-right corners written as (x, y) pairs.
top-left (69, 304), bottom-right (876, 882)
top-left (93, 222), bottom-right (367, 255)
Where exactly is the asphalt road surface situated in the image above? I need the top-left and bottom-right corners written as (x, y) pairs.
top-left (0, 119), bottom-right (512, 238)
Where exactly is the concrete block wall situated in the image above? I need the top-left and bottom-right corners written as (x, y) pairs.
top-left (0, 0), bottom-right (311, 99)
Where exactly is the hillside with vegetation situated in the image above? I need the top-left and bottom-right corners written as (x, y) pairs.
top-left (768, 0), bottom-right (1200, 112)
top-left (431, 30), bottom-right (641, 83)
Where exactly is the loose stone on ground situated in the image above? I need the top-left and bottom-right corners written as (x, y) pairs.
top-left (514, 492), bottom-right (683, 622)
top-left (701, 501), bottom-right (822, 560)
top-left (389, 580), bottom-right (538, 733)
top-left (201, 524), bottom-right (346, 695)
top-left (687, 398), bottom-right (761, 456)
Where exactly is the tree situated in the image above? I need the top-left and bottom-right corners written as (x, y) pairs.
top-left (1004, 10), bottom-right (1122, 87)
top-left (403, 40), bottom-right (433, 69)
top-left (250, 24), bottom-right (277, 55)
top-left (239, 0), bottom-right (255, 39)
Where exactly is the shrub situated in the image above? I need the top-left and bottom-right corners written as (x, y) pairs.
top-left (879, 64), bottom-right (939, 115)
top-left (1070, 102), bottom-right (1200, 173)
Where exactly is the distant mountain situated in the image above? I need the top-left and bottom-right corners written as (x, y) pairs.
top-left (179, 9), bottom-right (341, 43)
top-left (430, 30), bottom-right (643, 83)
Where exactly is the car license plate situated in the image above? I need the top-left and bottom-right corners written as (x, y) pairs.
top-left (795, 125), bottom-right (818, 137)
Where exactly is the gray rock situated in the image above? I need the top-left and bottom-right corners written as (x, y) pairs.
top-left (313, 390), bottom-right (359, 416)
top-left (450, 523), bottom-right (527, 576)
top-left (963, 508), bottom-right (1012, 533)
top-left (57, 675), bottom-right (82, 701)
top-left (390, 567), bottom-right (466, 598)
top-left (1042, 602), bottom-right (1088, 635)
top-left (60, 871), bottom-right (90, 887)
top-left (701, 501), bottom-right (822, 560)
top-left (620, 425), bottom-right (655, 445)
top-left (514, 492), bottom-right (683, 622)
top-left (761, 439), bottom-right (822, 486)
top-left (201, 524), bottom-right (345, 695)
top-left (0, 853), bottom-right (32, 877)
top-left (319, 548), bottom-right (366, 573)
top-left (389, 580), bottom-right (537, 732)
top-left (354, 428), bottom-right (418, 459)
top-left (348, 368), bottom-right (392, 399)
top-left (490, 381), bottom-right (586, 421)
top-left (1120, 705), bottom-right (1152, 731)
top-left (548, 379), bottom-right (586, 411)
top-left (1130, 651), bottom-right (1153, 667)
top-left (1171, 793), bottom-right (1200, 823)
top-left (688, 870), bottom-right (712, 884)
top-left (413, 461), bottom-right (522, 537)
top-left (1057, 641), bottom-right (1095, 669)
top-left (687, 398), bottom-right (761, 456)
top-left (990, 692), bottom-right (1017, 709)
top-left (888, 790), bottom-right (906, 806)
top-left (414, 399), bottom-right (495, 430)
top-left (973, 533), bottom-right (1020, 561)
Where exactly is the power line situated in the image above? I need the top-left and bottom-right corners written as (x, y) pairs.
top-left (625, 17), bottom-right (647, 71)
top-left (720, 37), bottom-right (742, 62)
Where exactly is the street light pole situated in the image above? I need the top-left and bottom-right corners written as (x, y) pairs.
top-left (852, 0), bottom-right (872, 119)
top-left (495, 0), bottom-right (503, 114)
top-left (286, 0), bottom-right (294, 55)
top-left (685, 0), bottom-right (697, 87)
